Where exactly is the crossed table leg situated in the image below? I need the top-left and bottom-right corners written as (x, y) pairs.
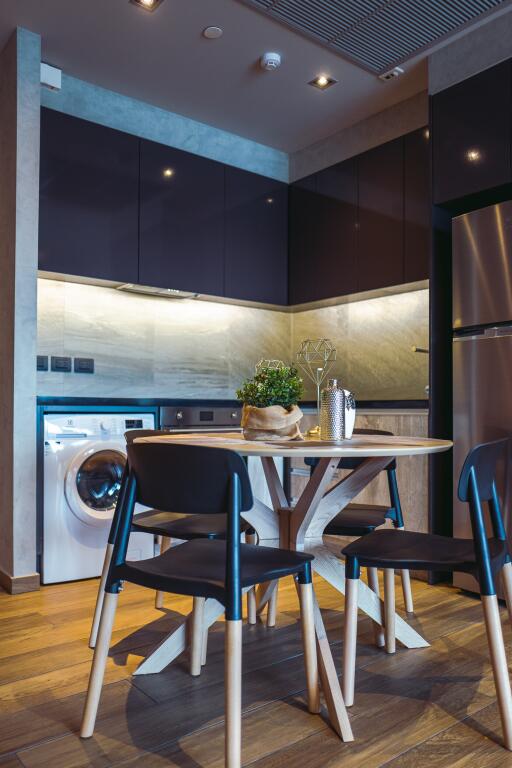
top-left (133, 455), bottom-right (428, 741)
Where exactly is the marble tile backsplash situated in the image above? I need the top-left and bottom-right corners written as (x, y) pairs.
top-left (291, 289), bottom-right (429, 401)
top-left (37, 279), bottom-right (429, 401)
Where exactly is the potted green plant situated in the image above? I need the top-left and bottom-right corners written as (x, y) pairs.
top-left (236, 361), bottom-right (304, 441)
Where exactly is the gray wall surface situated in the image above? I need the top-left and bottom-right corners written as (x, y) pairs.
top-left (42, 73), bottom-right (289, 182)
top-left (289, 91), bottom-right (428, 181)
top-left (0, 28), bottom-right (40, 588)
top-left (428, 7), bottom-right (512, 94)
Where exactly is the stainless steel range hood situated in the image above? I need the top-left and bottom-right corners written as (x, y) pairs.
top-left (116, 283), bottom-right (199, 300)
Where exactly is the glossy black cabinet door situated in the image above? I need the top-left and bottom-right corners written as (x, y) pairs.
top-left (404, 128), bottom-right (430, 283)
top-left (315, 158), bottom-right (358, 298)
top-left (357, 138), bottom-right (404, 292)
top-left (225, 167), bottom-right (288, 304)
top-left (39, 108), bottom-right (139, 283)
top-left (288, 174), bottom-right (319, 305)
top-left (432, 61), bottom-right (512, 204)
top-left (139, 139), bottom-right (224, 295)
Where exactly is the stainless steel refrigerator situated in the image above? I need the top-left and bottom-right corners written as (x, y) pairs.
top-left (453, 201), bottom-right (512, 594)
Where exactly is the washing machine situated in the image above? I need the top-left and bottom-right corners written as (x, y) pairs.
top-left (42, 412), bottom-right (156, 584)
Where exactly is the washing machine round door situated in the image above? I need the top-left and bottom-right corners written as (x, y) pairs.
top-left (65, 442), bottom-right (127, 527)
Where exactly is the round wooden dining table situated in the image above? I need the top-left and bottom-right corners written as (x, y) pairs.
top-left (132, 431), bottom-right (452, 743)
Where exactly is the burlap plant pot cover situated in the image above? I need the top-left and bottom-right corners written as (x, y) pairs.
top-left (241, 404), bottom-right (303, 441)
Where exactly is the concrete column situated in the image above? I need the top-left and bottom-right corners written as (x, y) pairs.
top-left (0, 28), bottom-right (41, 593)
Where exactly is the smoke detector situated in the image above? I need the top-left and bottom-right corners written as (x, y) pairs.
top-left (260, 52), bottom-right (281, 71)
top-left (379, 66), bottom-right (404, 82)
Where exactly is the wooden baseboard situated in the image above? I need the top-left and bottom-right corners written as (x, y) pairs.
top-left (0, 569), bottom-right (40, 595)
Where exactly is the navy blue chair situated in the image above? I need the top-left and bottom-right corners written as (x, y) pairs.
top-left (89, 429), bottom-right (254, 650)
top-left (81, 441), bottom-right (320, 767)
top-left (342, 439), bottom-right (512, 750)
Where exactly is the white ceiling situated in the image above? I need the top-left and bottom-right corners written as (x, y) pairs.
top-left (0, 0), bottom-right (501, 153)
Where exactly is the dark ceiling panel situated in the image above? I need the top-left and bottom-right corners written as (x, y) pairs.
top-left (240, 0), bottom-right (510, 73)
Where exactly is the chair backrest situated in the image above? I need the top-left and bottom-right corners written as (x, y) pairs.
top-left (125, 428), bottom-right (169, 444)
top-left (458, 439), bottom-right (509, 503)
top-left (127, 440), bottom-right (253, 515)
top-left (456, 438), bottom-right (510, 595)
top-left (305, 428), bottom-right (396, 471)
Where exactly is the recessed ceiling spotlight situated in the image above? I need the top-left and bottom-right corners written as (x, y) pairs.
top-left (162, 167), bottom-right (175, 178)
top-left (130, 0), bottom-right (164, 12)
top-left (203, 26), bottom-right (223, 39)
top-left (309, 74), bottom-right (337, 90)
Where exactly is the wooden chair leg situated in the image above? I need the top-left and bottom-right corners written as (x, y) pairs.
top-left (267, 582), bottom-right (278, 628)
top-left (394, 526), bottom-right (414, 613)
top-left (502, 562), bottom-right (512, 628)
top-left (481, 593), bottom-right (512, 750)
top-left (89, 543), bottom-right (113, 649)
top-left (225, 619), bottom-right (243, 768)
top-left (383, 569), bottom-right (396, 654)
top-left (155, 536), bottom-right (171, 609)
top-left (81, 591), bottom-right (119, 738)
top-left (190, 596), bottom-right (205, 676)
top-left (298, 581), bottom-right (321, 714)
top-left (343, 577), bottom-right (358, 707)
top-left (367, 567), bottom-right (385, 648)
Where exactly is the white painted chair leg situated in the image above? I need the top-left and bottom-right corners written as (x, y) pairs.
top-left (201, 624), bottom-right (208, 667)
top-left (89, 543), bottom-right (113, 649)
top-left (396, 526), bottom-right (414, 613)
top-left (502, 562), bottom-right (512, 629)
top-left (481, 593), bottom-right (512, 750)
top-left (81, 591), bottom-right (119, 738)
top-left (267, 582), bottom-right (278, 628)
top-left (298, 581), bottom-right (321, 714)
top-left (367, 567), bottom-right (385, 648)
top-left (247, 588), bottom-right (257, 625)
top-left (225, 619), bottom-right (242, 768)
top-left (155, 536), bottom-right (171, 609)
top-left (245, 530), bottom-right (258, 626)
top-left (343, 577), bottom-right (358, 707)
top-left (400, 569), bottom-right (414, 614)
top-left (383, 569), bottom-right (396, 654)
top-left (190, 597), bottom-right (205, 676)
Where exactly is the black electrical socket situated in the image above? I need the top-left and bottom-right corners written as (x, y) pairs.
top-left (37, 355), bottom-right (48, 371)
top-left (51, 356), bottom-right (72, 372)
top-left (74, 357), bottom-right (94, 374)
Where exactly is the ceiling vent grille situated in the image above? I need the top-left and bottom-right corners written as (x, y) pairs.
top-left (240, 0), bottom-right (510, 73)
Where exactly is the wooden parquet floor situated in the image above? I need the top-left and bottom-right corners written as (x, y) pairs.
top-left (1, 572), bottom-right (512, 767)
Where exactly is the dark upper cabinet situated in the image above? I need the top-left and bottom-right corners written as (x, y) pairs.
top-left (315, 159), bottom-right (358, 298)
top-left (288, 174), bottom-right (319, 305)
top-left (404, 128), bottom-right (430, 283)
top-left (357, 137), bottom-right (404, 292)
top-left (225, 167), bottom-right (288, 304)
top-left (432, 61), bottom-right (512, 204)
top-left (139, 139), bottom-right (225, 296)
top-left (288, 159), bottom-right (358, 304)
top-left (39, 108), bottom-right (139, 283)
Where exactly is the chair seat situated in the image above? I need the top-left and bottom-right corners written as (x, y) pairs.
top-left (342, 529), bottom-right (509, 574)
top-left (132, 509), bottom-right (248, 540)
top-left (325, 503), bottom-right (392, 537)
top-left (115, 539), bottom-right (313, 602)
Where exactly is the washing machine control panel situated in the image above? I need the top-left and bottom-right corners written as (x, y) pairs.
top-left (44, 413), bottom-right (155, 440)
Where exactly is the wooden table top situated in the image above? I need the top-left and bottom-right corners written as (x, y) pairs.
top-left (134, 431), bottom-right (453, 458)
